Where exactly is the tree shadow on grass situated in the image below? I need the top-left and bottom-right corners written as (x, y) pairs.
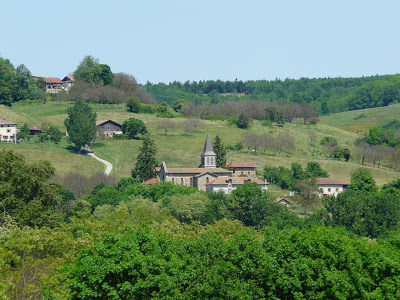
top-left (91, 142), bottom-right (107, 149)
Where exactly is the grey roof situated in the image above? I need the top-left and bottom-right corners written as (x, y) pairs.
top-left (201, 134), bottom-right (216, 156)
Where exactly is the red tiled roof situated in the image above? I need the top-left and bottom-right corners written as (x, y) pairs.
top-left (316, 178), bottom-right (349, 186)
top-left (28, 125), bottom-right (41, 131)
top-left (226, 162), bottom-right (257, 168)
top-left (0, 119), bottom-right (17, 125)
top-left (43, 77), bottom-right (63, 84)
top-left (141, 178), bottom-right (159, 185)
top-left (166, 167), bottom-right (232, 174)
top-left (207, 176), bottom-right (267, 185)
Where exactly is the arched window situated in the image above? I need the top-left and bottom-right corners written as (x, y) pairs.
top-left (207, 157), bottom-right (210, 165)
top-left (206, 177), bottom-right (209, 183)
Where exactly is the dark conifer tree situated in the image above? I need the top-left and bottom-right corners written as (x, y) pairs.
top-left (132, 133), bottom-right (157, 182)
top-left (213, 135), bottom-right (226, 168)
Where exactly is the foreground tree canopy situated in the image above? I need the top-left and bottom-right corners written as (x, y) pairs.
top-left (67, 226), bottom-right (400, 299)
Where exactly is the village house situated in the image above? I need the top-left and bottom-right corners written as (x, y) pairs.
top-left (206, 176), bottom-right (268, 194)
top-left (316, 177), bottom-right (349, 197)
top-left (274, 198), bottom-right (291, 207)
top-left (96, 120), bottom-right (123, 139)
top-left (28, 125), bottom-right (42, 135)
top-left (43, 77), bottom-right (64, 93)
top-left (62, 76), bottom-right (75, 91)
top-left (0, 119), bottom-right (18, 142)
top-left (226, 162), bottom-right (257, 177)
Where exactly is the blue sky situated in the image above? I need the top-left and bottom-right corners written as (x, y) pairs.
top-left (1, 0), bottom-right (399, 83)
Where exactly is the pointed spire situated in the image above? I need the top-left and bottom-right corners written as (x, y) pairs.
top-left (201, 134), bottom-right (216, 156)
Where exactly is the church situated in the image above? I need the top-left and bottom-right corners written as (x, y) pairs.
top-left (156, 134), bottom-right (267, 193)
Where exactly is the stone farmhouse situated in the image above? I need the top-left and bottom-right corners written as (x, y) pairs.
top-left (0, 119), bottom-right (18, 142)
top-left (154, 134), bottom-right (268, 193)
top-left (96, 120), bottom-right (123, 139)
top-left (33, 76), bottom-right (75, 93)
top-left (316, 177), bottom-right (349, 197)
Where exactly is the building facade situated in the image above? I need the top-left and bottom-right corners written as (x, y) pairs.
top-left (0, 119), bottom-right (18, 142)
top-left (316, 178), bottom-right (349, 197)
top-left (96, 120), bottom-right (123, 139)
top-left (226, 162), bottom-right (257, 177)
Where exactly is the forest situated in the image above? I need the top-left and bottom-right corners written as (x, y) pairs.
top-left (144, 75), bottom-right (400, 114)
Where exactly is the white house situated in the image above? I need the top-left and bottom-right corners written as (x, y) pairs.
top-left (316, 178), bottom-right (349, 197)
top-left (0, 119), bottom-right (18, 142)
top-left (206, 176), bottom-right (268, 194)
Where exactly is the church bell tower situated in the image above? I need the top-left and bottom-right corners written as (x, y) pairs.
top-left (200, 134), bottom-right (216, 168)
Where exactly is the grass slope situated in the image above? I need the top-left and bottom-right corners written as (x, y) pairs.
top-left (1, 100), bottom-right (399, 185)
top-left (319, 103), bottom-right (400, 134)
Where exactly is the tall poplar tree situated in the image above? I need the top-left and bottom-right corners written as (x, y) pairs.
top-left (213, 135), bottom-right (227, 168)
top-left (132, 133), bottom-right (157, 182)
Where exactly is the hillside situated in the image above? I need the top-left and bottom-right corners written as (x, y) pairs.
top-left (1, 100), bottom-right (399, 186)
top-left (319, 102), bottom-right (400, 134)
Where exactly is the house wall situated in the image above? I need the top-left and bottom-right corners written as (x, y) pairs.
top-left (97, 122), bottom-right (122, 139)
top-left (0, 125), bottom-right (17, 142)
top-left (164, 174), bottom-right (195, 187)
top-left (230, 167), bottom-right (256, 177)
top-left (45, 83), bottom-right (63, 93)
top-left (318, 184), bottom-right (347, 197)
top-left (196, 173), bottom-right (218, 191)
top-left (207, 183), bottom-right (268, 194)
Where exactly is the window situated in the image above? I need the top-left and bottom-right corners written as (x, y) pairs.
top-left (241, 171), bottom-right (243, 175)
top-left (7, 129), bottom-right (11, 133)
top-left (207, 157), bottom-right (210, 165)
top-left (172, 178), bottom-right (175, 183)
top-left (206, 177), bottom-right (209, 183)
top-left (328, 188), bottom-right (331, 192)
top-left (248, 171), bottom-right (250, 175)
top-left (181, 178), bottom-right (184, 185)
top-left (336, 188), bottom-right (339, 192)
top-left (211, 158), bottom-right (214, 165)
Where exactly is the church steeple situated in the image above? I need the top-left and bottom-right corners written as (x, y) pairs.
top-left (200, 134), bottom-right (216, 168)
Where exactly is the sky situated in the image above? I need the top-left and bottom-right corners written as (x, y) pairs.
top-left (1, 0), bottom-right (400, 83)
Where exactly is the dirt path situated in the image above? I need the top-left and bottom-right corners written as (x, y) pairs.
top-left (88, 152), bottom-right (113, 176)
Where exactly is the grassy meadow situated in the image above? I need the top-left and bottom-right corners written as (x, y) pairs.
top-left (319, 102), bottom-right (400, 134)
top-left (1, 100), bottom-right (400, 186)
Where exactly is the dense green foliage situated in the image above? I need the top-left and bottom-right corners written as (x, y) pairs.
top-left (145, 75), bottom-right (400, 114)
top-left (0, 57), bottom-right (42, 105)
top-left (125, 96), bottom-right (141, 112)
top-left (0, 150), bottom-right (62, 227)
top-left (264, 161), bottom-right (329, 190)
top-left (73, 55), bottom-right (114, 86)
top-left (131, 134), bottom-right (157, 182)
top-left (121, 117), bottom-right (147, 139)
top-left (64, 101), bottom-right (97, 151)
top-left (67, 226), bottom-right (400, 299)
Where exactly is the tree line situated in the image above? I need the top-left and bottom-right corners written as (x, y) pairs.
top-left (145, 74), bottom-right (400, 115)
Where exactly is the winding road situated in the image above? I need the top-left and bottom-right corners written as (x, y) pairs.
top-left (88, 152), bottom-right (113, 176)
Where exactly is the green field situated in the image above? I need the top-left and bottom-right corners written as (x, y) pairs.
top-left (319, 102), bottom-right (400, 134)
top-left (1, 100), bottom-right (399, 186)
